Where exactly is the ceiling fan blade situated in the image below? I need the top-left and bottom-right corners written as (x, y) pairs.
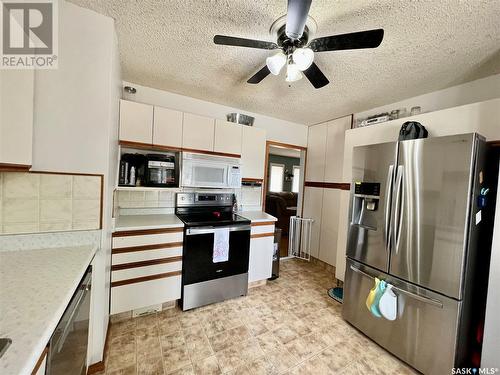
top-left (303, 62), bottom-right (329, 89)
top-left (247, 66), bottom-right (271, 84)
top-left (285, 0), bottom-right (312, 40)
top-left (214, 35), bottom-right (278, 50)
top-left (309, 29), bottom-right (384, 52)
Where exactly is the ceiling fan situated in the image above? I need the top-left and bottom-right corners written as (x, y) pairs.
top-left (213, 0), bottom-right (384, 89)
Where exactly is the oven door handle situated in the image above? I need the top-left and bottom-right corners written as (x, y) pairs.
top-left (186, 225), bottom-right (251, 236)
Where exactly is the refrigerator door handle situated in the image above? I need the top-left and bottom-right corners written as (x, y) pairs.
top-left (384, 165), bottom-right (394, 251)
top-left (349, 265), bottom-right (443, 308)
top-left (393, 165), bottom-right (404, 254)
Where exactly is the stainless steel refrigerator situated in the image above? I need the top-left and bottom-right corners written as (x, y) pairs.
top-left (342, 133), bottom-right (494, 374)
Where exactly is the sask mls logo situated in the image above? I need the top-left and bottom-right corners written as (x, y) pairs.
top-left (0, 0), bottom-right (58, 69)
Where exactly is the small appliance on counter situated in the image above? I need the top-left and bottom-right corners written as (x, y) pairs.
top-left (144, 153), bottom-right (177, 187)
top-left (119, 152), bottom-right (179, 187)
top-left (175, 192), bottom-right (251, 310)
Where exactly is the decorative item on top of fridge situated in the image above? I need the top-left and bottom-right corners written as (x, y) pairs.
top-left (355, 105), bottom-right (424, 128)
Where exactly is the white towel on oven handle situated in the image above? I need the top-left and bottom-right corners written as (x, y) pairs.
top-left (213, 227), bottom-right (230, 263)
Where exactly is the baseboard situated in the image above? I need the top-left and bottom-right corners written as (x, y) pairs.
top-left (87, 320), bottom-right (110, 374)
top-left (87, 361), bottom-right (104, 375)
top-left (248, 279), bottom-right (267, 288)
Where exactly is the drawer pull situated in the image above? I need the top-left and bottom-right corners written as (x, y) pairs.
top-left (111, 270), bottom-right (181, 287)
top-left (349, 265), bottom-right (443, 309)
top-left (112, 256), bottom-right (182, 271)
top-left (113, 242), bottom-right (183, 254)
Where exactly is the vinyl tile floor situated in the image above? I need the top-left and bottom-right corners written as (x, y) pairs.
top-left (100, 259), bottom-right (418, 375)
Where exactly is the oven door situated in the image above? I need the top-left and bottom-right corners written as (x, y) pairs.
top-left (182, 224), bottom-right (251, 285)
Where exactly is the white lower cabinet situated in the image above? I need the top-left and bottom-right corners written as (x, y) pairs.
top-left (248, 233), bottom-right (274, 283)
top-left (302, 187), bottom-right (324, 259)
top-left (111, 275), bottom-right (181, 315)
top-left (110, 228), bottom-right (183, 315)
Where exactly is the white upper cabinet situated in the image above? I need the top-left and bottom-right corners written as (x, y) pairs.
top-left (305, 123), bottom-right (327, 181)
top-left (119, 100), bottom-right (153, 144)
top-left (214, 120), bottom-right (242, 155)
top-left (0, 69), bottom-right (34, 166)
top-left (324, 116), bottom-right (351, 182)
top-left (153, 106), bottom-right (183, 148)
top-left (182, 113), bottom-right (215, 151)
top-left (241, 126), bottom-right (266, 179)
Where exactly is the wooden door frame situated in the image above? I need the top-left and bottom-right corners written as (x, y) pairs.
top-left (262, 141), bottom-right (307, 211)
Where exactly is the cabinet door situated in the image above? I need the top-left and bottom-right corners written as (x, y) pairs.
top-left (241, 126), bottom-right (266, 179)
top-left (214, 120), bottom-right (242, 155)
top-left (248, 236), bottom-right (274, 282)
top-left (324, 116), bottom-right (351, 182)
top-left (305, 123), bottom-right (327, 181)
top-left (182, 113), bottom-right (215, 151)
top-left (119, 99), bottom-right (153, 144)
top-left (318, 188), bottom-right (341, 266)
top-left (153, 106), bottom-right (183, 148)
top-left (302, 186), bottom-right (324, 259)
top-left (0, 69), bottom-right (34, 166)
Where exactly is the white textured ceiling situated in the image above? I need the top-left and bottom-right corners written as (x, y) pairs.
top-left (69, 0), bottom-right (500, 125)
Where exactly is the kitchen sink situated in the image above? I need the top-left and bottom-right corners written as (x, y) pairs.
top-left (0, 338), bottom-right (12, 358)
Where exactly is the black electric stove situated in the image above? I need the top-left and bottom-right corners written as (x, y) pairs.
top-left (175, 192), bottom-right (251, 310)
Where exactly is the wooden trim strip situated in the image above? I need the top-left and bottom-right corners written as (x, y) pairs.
top-left (486, 140), bottom-right (500, 148)
top-left (181, 147), bottom-right (241, 159)
top-left (119, 140), bottom-right (183, 153)
top-left (119, 140), bottom-right (241, 158)
top-left (113, 227), bottom-right (183, 237)
top-left (251, 232), bottom-right (274, 239)
top-left (113, 241), bottom-right (183, 254)
top-left (111, 256), bottom-right (182, 271)
top-left (111, 270), bottom-right (182, 287)
top-left (31, 346), bottom-right (48, 375)
top-left (251, 221), bottom-right (276, 227)
top-left (305, 181), bottom-right (351, 190)
top-left (242, 178), bottom-right (264, 183)
top-left (0, 163), bottom-right (31, 172)
top-left (266, 140), bottom-right (307, 151)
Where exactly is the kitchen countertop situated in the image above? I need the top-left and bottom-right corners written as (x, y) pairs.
top-left (238, 211), bottom-right (277, 223)
top-left (114, 214), bottom-right (184, 231)
top-left (0, 245), bottom-right (97, 375)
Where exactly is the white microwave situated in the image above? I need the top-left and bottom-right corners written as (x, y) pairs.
top-left (181, 152), bottom-right (242, 188)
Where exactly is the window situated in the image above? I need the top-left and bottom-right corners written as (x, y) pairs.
top-left (292, 166), bottom-right (301, 193)
top-left (269, 163), bottom-right (284, 192)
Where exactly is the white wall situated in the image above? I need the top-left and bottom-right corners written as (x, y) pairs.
top-left (355, 73), bottom-right (500, 124)
top-left (122, 82), bottom-right (309, 147)
top-left (336, 98), bottom-right (500, 282)
top-left (482, 160), bottom-right (500, 367)
top-left (32, 0), bottom-right (120, 366)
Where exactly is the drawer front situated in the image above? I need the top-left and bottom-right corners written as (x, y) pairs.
top-left (112, 261), bottom-right (182, 282)
top-left (113, 232), bottom-right (183, 249)
top-left (112, 246), bottom-right (182, 265)
top-left (111, 275), bottom-right (181, 315)
top-left (250, 224), bottom-right (275, 236)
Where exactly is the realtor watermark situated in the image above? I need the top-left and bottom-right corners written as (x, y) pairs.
top-left (0, 0), bottom-right (58, 69)
top-left (452, 368), bottom-right (499, 374)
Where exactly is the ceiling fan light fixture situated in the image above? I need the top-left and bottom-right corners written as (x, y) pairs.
top-left (292, 47), bottom-right (314, 71)
top-left (286, 62), bottom-right (303, 82)
top-left (266, 51), bottom-right (287, 75)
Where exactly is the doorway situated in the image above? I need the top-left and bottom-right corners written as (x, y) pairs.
top-left (263, 141), bottom-right (307, 258)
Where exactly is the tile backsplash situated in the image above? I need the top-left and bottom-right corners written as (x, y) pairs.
top-left (115, 185), bottom-right (263, 213)
top-left (0, 172), bottom-right (102, 234)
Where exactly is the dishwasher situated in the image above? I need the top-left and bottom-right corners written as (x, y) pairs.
top-left (47, 266), bottom-right (92, 375)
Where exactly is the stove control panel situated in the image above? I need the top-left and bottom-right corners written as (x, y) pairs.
top-left (176, 192), bottom-right (234, 207)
